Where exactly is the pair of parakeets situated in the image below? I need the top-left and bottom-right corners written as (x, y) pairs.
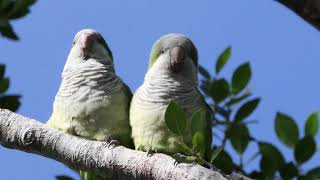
top-left (46, 29), bottom-right (212, 180)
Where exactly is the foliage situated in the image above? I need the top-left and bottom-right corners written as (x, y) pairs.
top-left (164, 101), bottom-right (210, 162)
top-left (0, 64), bottom-right (20, 111)
top-left (165, 47), bottom-right (320, 179)
top-left (1, 2), bottom-right (71, 179)
top-left (0, 0), bottom-right (35, 111)
top-left (0, 0), bottom-right (36, 111)
top-left (0, 0), bottom-right (37, 40)
top-left (55, 175), bottom-right (75, 180)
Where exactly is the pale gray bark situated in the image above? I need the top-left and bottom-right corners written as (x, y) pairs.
top-left (0, 109), bottom-right (249, 180)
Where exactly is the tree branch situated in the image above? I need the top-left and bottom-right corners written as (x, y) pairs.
top-left (277, 0), bottom-right (320, 31)
top-left (0, 109), bottom-right (249, 180)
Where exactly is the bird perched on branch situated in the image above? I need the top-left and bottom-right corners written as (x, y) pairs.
top-left (47, 29), bottom-right (132, 180)
top-left (130, 33), bottom-right (212, 159)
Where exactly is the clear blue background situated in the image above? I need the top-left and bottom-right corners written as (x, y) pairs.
top-left (1, 1), bottom-right (319, 179)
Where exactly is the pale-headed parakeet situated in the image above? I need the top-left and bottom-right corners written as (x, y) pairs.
top-left (130, 33), bottom-right (212, 159)
top-left (47, 29), bottom-right (133, 180)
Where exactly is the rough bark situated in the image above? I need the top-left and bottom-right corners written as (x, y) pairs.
top-left (277, 0), bottom-right (320, 30)
top-left (0, 109), bottom-right (250, 180)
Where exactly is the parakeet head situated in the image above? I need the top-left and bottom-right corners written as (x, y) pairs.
top-left (67, 29), bottom-right (113, 63)
top-left (147, 33), bottom-right (198, 81)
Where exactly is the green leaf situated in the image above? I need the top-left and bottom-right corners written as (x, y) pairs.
top-left (234, 98), bottom-right (260, 123)
top-left (279, 162), bottom-right (298, 180)
top-left (211, 150), bottom-right (233, 174)
top-left (200, 79), bottom-right (210, 96)
top-left (210, 78), bottom-right (230, 103)
top-left (0, 1), bottom-right (14, 16)
top-left (0, 20), bottom-right (18, 40)
top-left (294, 136), bottom-right (316, 164)
top-left (192, 132), bottom-right (205, 156)
top-left (56, 175), bottom-right (75, 180)
top-left (165, 101), bottom-right (186, 136)
top-left (0, 78), bottom-right (9, 94)
top-left (305, 112), bottom-right (319, 137)
top-left (9, 8), bottom-right (29, 20)
top-left (215, 46), bottom-right (231, 74)
top-left (260, 156), bottom-right (277, 178)
top-left (0, 95), bottom-right (21, 112)
top-left (231, 62), bottom-right (251, 94)
top-left (210, 146), bottom-right (223, 163)
top-left (0, 0), bottom-right (36, 40)
top-left (275, 112), bottom-right (299, 148)
top-left (8, 0), bottom-right (37, 19)
top-left (258, 142), bottom-right (285, 170)
top-left (304, 167), bottom-right (320, 180)
top-left (225, 93), bottom-right (251, 107)
top-left (0, 64), bottom-right (5, 79)
top-left (228, 124), bottom-right (251, 154)
top-left (191, 109), bottom-right (206, 136)
top-left (198, 65), bottom-right (211, 79)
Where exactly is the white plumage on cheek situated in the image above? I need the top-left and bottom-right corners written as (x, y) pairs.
top-left (63, 44), bottom-right (84, 71)
top-left (63, 42), bottom-right (112, 71)
top-left (146, 53), bottom-right (171, 78)
top-left (91, 43), bottom-right (112, 60)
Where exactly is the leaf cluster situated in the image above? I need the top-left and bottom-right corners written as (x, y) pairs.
top-left (166, 47), bottom-right (320, 179)
top-left (0, 64), bottom-right (20, 112)
top-left (0, 0), bottom-right (36, 40)
top-left (165, 101), bottom-right (209, 160)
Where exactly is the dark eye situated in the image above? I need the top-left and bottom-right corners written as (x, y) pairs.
top-left (160, 50), bottom-right (165, 54)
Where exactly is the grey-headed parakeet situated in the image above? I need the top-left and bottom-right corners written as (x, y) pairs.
top-left (130, 33), bottom-right (212, 159)
top-left (47, 29), bottom-right (132, 180)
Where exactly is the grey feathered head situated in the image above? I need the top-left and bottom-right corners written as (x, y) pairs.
top-left (148, 33), bottom-right (198, 72)
top-left (71, 29), bottom-right (113, 61)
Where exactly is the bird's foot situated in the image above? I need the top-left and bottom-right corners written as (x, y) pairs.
top-left (104, 137), bottom-right (120, 148)
top-left (146, 149), bottom-right (157, 157)
top-left (172, 153), bottom-right (198, 166)
top-left (203, 161), bottom-right (219, 171)
top-left (173, 153), bottom-right (188, 166)
top-left (107, 140), bottom-right (120, 148)
top-left (136, 146), bottom-right (157, 157)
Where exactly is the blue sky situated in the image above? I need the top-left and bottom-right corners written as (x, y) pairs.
top-left (1, 1), bottom-right (320, 179)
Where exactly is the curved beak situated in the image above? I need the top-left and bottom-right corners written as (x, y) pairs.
top-left (79, 33), bottom-right (94, 58)
top-left (170, 46), bottom-right (185, 73)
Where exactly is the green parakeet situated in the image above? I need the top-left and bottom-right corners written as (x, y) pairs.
top-left (47, 29), bottom-right (133, 180)
top-left (130, 33), bottom-right (212, 159)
